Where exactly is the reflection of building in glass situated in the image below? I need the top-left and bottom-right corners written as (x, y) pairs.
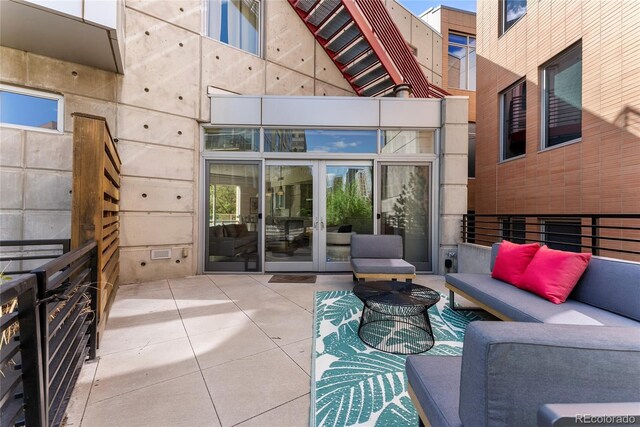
top-left (265, 130), bottom-right (308, 152)
top-left (354, 169), bottom-right (372, 199)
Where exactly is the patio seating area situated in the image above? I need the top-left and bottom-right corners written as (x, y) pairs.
top-left (64, 274), bottom-right (449, 427)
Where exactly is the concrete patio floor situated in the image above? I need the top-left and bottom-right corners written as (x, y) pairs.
top-left (64, 274), bottom-right (449, 427)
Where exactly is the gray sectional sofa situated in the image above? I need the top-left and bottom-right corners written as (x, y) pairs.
top-left (406, 243), bottom-right (640, 427)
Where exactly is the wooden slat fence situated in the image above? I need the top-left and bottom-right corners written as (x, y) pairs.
top-left (71, 113), bottom-right (121, 340)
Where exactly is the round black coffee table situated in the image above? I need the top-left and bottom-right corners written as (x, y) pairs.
top-left (353, 281), bottom-right (441, 354)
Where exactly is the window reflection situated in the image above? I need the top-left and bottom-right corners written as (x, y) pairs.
top-left (0, 88), bottom-right (60, 131)
top-left (264, 129), bottom-right (377, 153)
top-left (205, 128), bottom-right (259, 151)
top-left (208, 0), bottom-right (260, 55)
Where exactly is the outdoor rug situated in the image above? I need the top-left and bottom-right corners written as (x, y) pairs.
top-left (312, 290), bottom-right (489, 427)
top-left (269, 274), bottom-right (317, 284)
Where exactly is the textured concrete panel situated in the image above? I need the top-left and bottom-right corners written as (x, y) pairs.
top-left (412, 16), bottom-right (433, 67)
top-left (441, 155), bottom-right (468, 185)
top-left (202, 37), bottom-right (266, 96)
top-left (420, 64), bottom-right (434, 83)
top-left (265, 62), bottom-right (314, 96)
top-left (0, 47), bottom-right (27, 85)
top-left (116, 105), bottom-right (197, 149)
top-left (120, 213), bottom-right (193, 246)
top-left (314, 81), bottom-right (354, 97)
top-left (0, 212), bottom-right (22, 240)
top-left (264, 0), bottom-right (314, 76)
top-left (120, 246), bottom-right (194, 284)
top-left (0, 169), bottom-right (23, 209)
top-left (24, 211), bottom-right (71, 239)
top-left (439, 215), bottom-right (463, 246)
top-left (314, 43), bottom-right (352, 91)
top-left (385, 1), bottom-right (412, 41)
top-left (119, 9), bottom-right (200, 118)
top-left (440, 184), bottom-right (467, 215)
top-left (26, 52), bottom-right (116, 101)
top-left (65, 95), bottom-right (117, 133)
top-left (432, 73), bottom-right (443, 87)
top-left (24, 170), bottom-right (72, 210)
top-left (0, 128), bottom-right (24, 167)
top-left (441, 124), bottom-right (469, 155)
top-left (442, 96), bottom-right (469, 125)
top-left (126, 0), bottom-right (202, 34)
top-left (118, 140), bottom-right (194, 181)
top-left (120, 177), bottom-right (194, 212)
top-left (25, 131), bottom-right (72, 170)
top-left (433, 36), bottom-right (443, 75)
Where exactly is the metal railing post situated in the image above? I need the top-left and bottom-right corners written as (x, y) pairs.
top-left (88, 246), bottom-right (99, 360)
top-left (592, 217), bottom-right (600, 256)
top-left (17, 279), bottom-right (47, 427)
top-left (31, 268), bottom-right (49, 423)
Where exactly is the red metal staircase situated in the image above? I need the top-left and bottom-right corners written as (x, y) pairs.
top-left (289, 0), bottom-right (449, 98)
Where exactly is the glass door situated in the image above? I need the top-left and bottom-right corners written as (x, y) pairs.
top-left (205, 161), bottom-right (261, 272)
top-left (320, 162), bottom-right (374, 271)
top-left (378, 163), bottom-right (432, 271)
top-left (264, 161), bottom-right (317, 271)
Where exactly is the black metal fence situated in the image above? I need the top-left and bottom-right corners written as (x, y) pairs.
top-left (462, 213), bottom-right (640, 258)
top-left (1, 240), bottom-right (71, 276)
top-left (0, 241), bottom-right (97, 427)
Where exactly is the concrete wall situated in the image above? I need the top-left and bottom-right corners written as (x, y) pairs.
top-left (438, 96), bottom-right (469, 274)
top-left (4, 0), bottom-right (463, 283)
top-left (384, 0), bottom-right (443, 86)
top-left (457, 242), bottom-right (492, 274)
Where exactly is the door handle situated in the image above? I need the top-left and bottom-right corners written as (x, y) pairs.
top-left (377, 213), bottom-right (381, 220)
top-left (314, 217), bottom-right (318, 230)
top-left (320, 218), bottom-right (325, 230)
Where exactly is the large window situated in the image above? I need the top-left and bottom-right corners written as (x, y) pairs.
top-left (207, 0), bottom-right (260, 56)
top-left (264, 129), bottom-right (377, 153)
top-left (381, 130), bottom-right (435, 154)
top-left (0, 84), bottom-right (63, 132)
top-left (500, 0), bottom-right (527, 35)
top-left (447, 33), bottom-right (476, 90)
top-left (500, 80), bottom-right (526, 160)
top-left (542, 43), bottom-right (582, 148)
top-left (205, 128), bottom-right (259, 151)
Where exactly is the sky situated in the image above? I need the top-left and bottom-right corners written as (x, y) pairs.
top-left (397, 0), bottom-right (476, 15)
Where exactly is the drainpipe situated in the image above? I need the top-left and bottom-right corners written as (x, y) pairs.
top-left (393, 83), bottom-right (412, 98)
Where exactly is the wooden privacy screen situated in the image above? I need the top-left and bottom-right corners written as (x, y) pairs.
top-left (71, 113), bottom-right (121, 339)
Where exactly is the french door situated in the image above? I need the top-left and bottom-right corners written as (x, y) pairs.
top-left (264, 160), bottom-right (374, 272)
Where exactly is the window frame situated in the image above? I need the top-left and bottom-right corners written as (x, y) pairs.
top-left (540, 42), bottom-right (583, 151)
top-left (499, 78), bottom-right (527, 162)
top-left (204, 0), bottom-right (263, 58)
top-left (447, 31), bottom-right (476, 91)
top-left (0, 84), bottom-right (64, 133)
top-left (500, 0), bottom-right (527, 36)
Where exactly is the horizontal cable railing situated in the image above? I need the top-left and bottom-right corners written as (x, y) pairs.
top-left (1, 240), bottom-right (71, 276)
top-left (462, 214), bottom-right (640, 259)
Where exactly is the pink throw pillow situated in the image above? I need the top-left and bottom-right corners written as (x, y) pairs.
top-left (491, 241), bottom-right (540, 285)
top-left (516, 245), bottom-right (592, 304)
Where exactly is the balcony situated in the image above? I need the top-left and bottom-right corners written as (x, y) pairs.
top-left (0, 0), bottom-right (124, 73)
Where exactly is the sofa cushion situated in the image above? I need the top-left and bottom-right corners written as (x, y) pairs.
top-left (459, 322), bottom-right (640, 427)
top-left (235, 223), bottom-right (249, 236)
top-left (351, 258), bottom-right (415, 275)
top-left (446, 273), bottom-right (639, 327)
top-left (405, 356), bottom-right (463, 427)
top-left (224, 224), bottom-right (238, 237)
top-left (211, 225), bottom-right (224, 238)
top-left (351, 235), bottom-right (403, 259)
top-left (570, 256), bottom-right (640, 322)
top-left (517, 246), bottom-right (592, 304)
top-left (491, 241), bottom-right (540, 285)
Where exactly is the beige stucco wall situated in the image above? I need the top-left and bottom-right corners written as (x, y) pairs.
top-left (1, 0), bottom-right (461, 282)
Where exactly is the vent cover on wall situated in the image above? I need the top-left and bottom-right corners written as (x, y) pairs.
top-left (150, 249), bottom-right (172, 260)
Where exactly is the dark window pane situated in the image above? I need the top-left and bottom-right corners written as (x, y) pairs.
top-left (545, 44), bottom-right (582, 147)
top-left (264, 129), bottom-right (377, 153)
top-left (205, 128), bottom-right (259, 151)
top-left (501, 80), bottom-right (526, 159)
top-left (208, 0), bottom-right (260, 55)
top-left (504, 0), bottom-right (527, 32)
top-left (544, 220), bottom-right (582, 252)
top-left (448, 45), bottom-right (467, 89)
top-left (0, 90), bottom-right (59, 130)
top-left (502, 218), bottom-right (526, 244)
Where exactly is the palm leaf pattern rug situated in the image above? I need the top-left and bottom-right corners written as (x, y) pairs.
top-left (312, 290), bottom-right (488, 427)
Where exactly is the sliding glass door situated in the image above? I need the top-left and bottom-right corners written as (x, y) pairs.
top-left (379, 163), bottom-right (431, 271)
top-left (205, 161), bottom-right (260, 271)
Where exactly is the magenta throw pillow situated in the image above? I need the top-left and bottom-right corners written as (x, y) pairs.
top-left (516, 245), bottom-right (592, 304)
top-left (491, 241), bottom-right (540, 285)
